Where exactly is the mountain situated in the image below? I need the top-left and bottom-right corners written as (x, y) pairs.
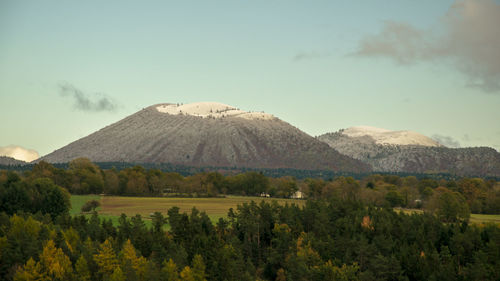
top-left (0, 156), bottom-right (27, 166)
top-left (318, 126), bottom-right (500, 177)
top-left (40, 102), bottom-right (370, 172)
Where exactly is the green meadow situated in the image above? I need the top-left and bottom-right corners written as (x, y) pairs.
top-left (71, 195), bottom-right (499, 226)
top-left (70, 195), bottom-right (305, 227)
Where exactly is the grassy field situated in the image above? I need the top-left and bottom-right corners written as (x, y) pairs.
top-left (469, 214), bottom-right (500, 224)
top-left (71, 195), bottom-right (305, 225)
top-left (70, 194), bottom-right (101, 215)
top-left (395, 208), bottom-right (500, 224)
top-left (100, 195), bottom-right (305, 220)
top-left (71, 195), bottom-right (499, 226)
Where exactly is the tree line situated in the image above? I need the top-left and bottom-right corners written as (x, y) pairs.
top-left (1, 158), bottom-right (499, 216)
top-left (4, 160), bottom-right (497, 182)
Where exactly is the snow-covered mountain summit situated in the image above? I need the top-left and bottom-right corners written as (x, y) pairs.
top-left (156, 102), bottom-right (274, 120)
top-left (341, 126), bottom-right (442, 147)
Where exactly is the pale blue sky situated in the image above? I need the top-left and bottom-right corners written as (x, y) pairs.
top-left (1, 0), bottom-right (499, 158)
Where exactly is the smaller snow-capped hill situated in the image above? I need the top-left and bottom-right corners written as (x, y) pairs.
top-left (341, 126), bottom-right (442, 147)
top-left (156, 102), bottom-right (275, 120)
top-left (318, 128), bottom-right (500, 177)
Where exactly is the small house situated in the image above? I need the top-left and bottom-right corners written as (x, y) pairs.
top-left (291, 191), bottom-right (304, 199)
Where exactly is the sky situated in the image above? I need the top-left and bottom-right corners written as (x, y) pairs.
top-left (1, 0), bottom-right (500, 161)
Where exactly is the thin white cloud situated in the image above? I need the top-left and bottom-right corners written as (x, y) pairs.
top-left (59, 82), bottom-right (118, 112)
top-left (354, 0), bottom-right (500, 93)
top-left (0, 145), bottom-right (39, 162)
top-left (432, 134), bottom-right (461, 148)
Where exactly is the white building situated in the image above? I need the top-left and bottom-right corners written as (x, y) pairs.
top-left (290, 191), bottom-right (304, 199)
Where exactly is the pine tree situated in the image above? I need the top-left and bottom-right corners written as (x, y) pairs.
top-left (75, 256), bottom-right (91, 281)
top-left (191, 254), bottom-right (207, 281)
top-left (161, 259), bottom-right (179, 281)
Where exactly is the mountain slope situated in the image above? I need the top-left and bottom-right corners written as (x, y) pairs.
top-left (0, 156), bottom-right (27, 166)
top-left (318, 128), bottom-right (500, 177)
top-left (40, 102), bottom-right (370, 172)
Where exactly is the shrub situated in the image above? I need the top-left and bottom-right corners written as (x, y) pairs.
top-left (81, 200), bottom-right (100, 213)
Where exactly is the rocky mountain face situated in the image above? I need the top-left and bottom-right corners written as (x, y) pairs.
top-left (0, 156), bottom-right (27, 166)
top-left (40, 102), bottom-right (370, 172)
top-left (318, 129), bottom-right (500, 177)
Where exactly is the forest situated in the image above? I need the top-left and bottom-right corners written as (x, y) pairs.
top-left (2, 158), bottom-right (499, 215)
top-left (0, 159), bottom-right (499, 280)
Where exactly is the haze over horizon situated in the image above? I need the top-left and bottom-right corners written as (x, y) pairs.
top-left (1, 0), bottom-right (500, 161)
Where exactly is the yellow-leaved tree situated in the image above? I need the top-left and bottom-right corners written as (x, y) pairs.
top-left (62, 227), bottom-right (80, 254)
top-left (179, 254), bottom-right (207, 281)
top-left (15, 240), bottom-right (73, 281)
top-left (94, 238), bottom-right (120, 279)
top-left (180, 266), bottom-right (195, 281)
top-left (109, 267), bottom-right (126, 281)
top-left (39, 240), bottom-right (73, 280)
top-left (13, 258), bottom-right (45, 281)
top-left (320, 260), bottom-right (359, 281)
top-left (119, 239), bottom-right (147, 280)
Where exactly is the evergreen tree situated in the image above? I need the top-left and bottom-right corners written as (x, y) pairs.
top-left (75, 256), bottom-right (91, 281)
top-left (191, 254), bottom-right (207, 281)
top-left (161, 259), bottom-right (179, 281)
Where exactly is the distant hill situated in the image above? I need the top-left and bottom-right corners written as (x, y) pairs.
top-left (318, 127), bottom-right (500, 177)
top-left (0, 156), bottom-right (27, 166)
top-left (40, 102), bottom-right (370, 173)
